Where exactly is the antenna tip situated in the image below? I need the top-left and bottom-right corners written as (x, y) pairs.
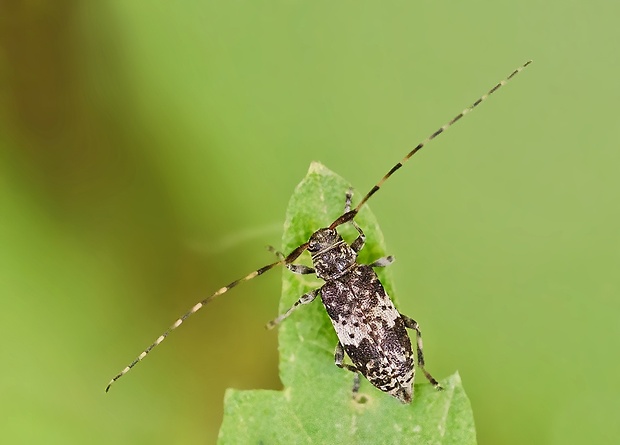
top-left (105, 381), bottom-right (113, 393)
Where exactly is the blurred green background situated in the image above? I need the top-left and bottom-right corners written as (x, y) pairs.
top-left (1, 1), bottom-right (618, 444)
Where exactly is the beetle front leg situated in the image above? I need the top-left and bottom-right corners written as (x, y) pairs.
top-left (267, 245), bottom-right (316, 275)
top-left (368, 256), bottom-right (394, 268)
top-left (344, 189), bottom-right (366, 253)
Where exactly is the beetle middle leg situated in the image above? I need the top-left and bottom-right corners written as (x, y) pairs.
top-left (265, 288), bottom-right (319, 330)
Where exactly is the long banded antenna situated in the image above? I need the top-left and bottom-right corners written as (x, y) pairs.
top-left (105, 260), bottom-right (283, 392)
top-left (107, 61), bottom-right (531, 392)
top-left (351, 60), bottom-right (532, 214)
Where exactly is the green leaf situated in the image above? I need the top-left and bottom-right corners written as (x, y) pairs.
top-left (218, 162), bottom-right (476, 445)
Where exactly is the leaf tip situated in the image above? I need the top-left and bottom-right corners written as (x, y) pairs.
top-left (308, 161), bottom-right (335, 177)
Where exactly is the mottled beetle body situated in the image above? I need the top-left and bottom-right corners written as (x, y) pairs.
top-left (308, 227), bottom-right (416, 402)
top-left (321, 263), bottom-right (416, 403)
top-left (267, 206), bottom-right (441, 404)
top-left (106, 61), bottom-right (531, 401)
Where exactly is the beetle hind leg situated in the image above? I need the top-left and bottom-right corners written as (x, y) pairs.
top-left (400, 314), bottom-right (443, 390)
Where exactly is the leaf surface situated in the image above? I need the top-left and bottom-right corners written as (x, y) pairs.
top-left (219, 162), bottom-right (476, 445)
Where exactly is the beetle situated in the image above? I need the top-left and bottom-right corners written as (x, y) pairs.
top-left (106, 61), bottom-right (531, 402)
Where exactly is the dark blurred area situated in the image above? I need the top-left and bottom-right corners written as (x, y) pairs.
top-left (2, 2), bottom-right (179, 269)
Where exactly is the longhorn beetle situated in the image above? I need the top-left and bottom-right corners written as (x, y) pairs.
top-left (106, 61), bottom-right (531, 402)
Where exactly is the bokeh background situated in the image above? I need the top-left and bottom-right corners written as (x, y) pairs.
top-left (1, 1), bottom-right (618, 444)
